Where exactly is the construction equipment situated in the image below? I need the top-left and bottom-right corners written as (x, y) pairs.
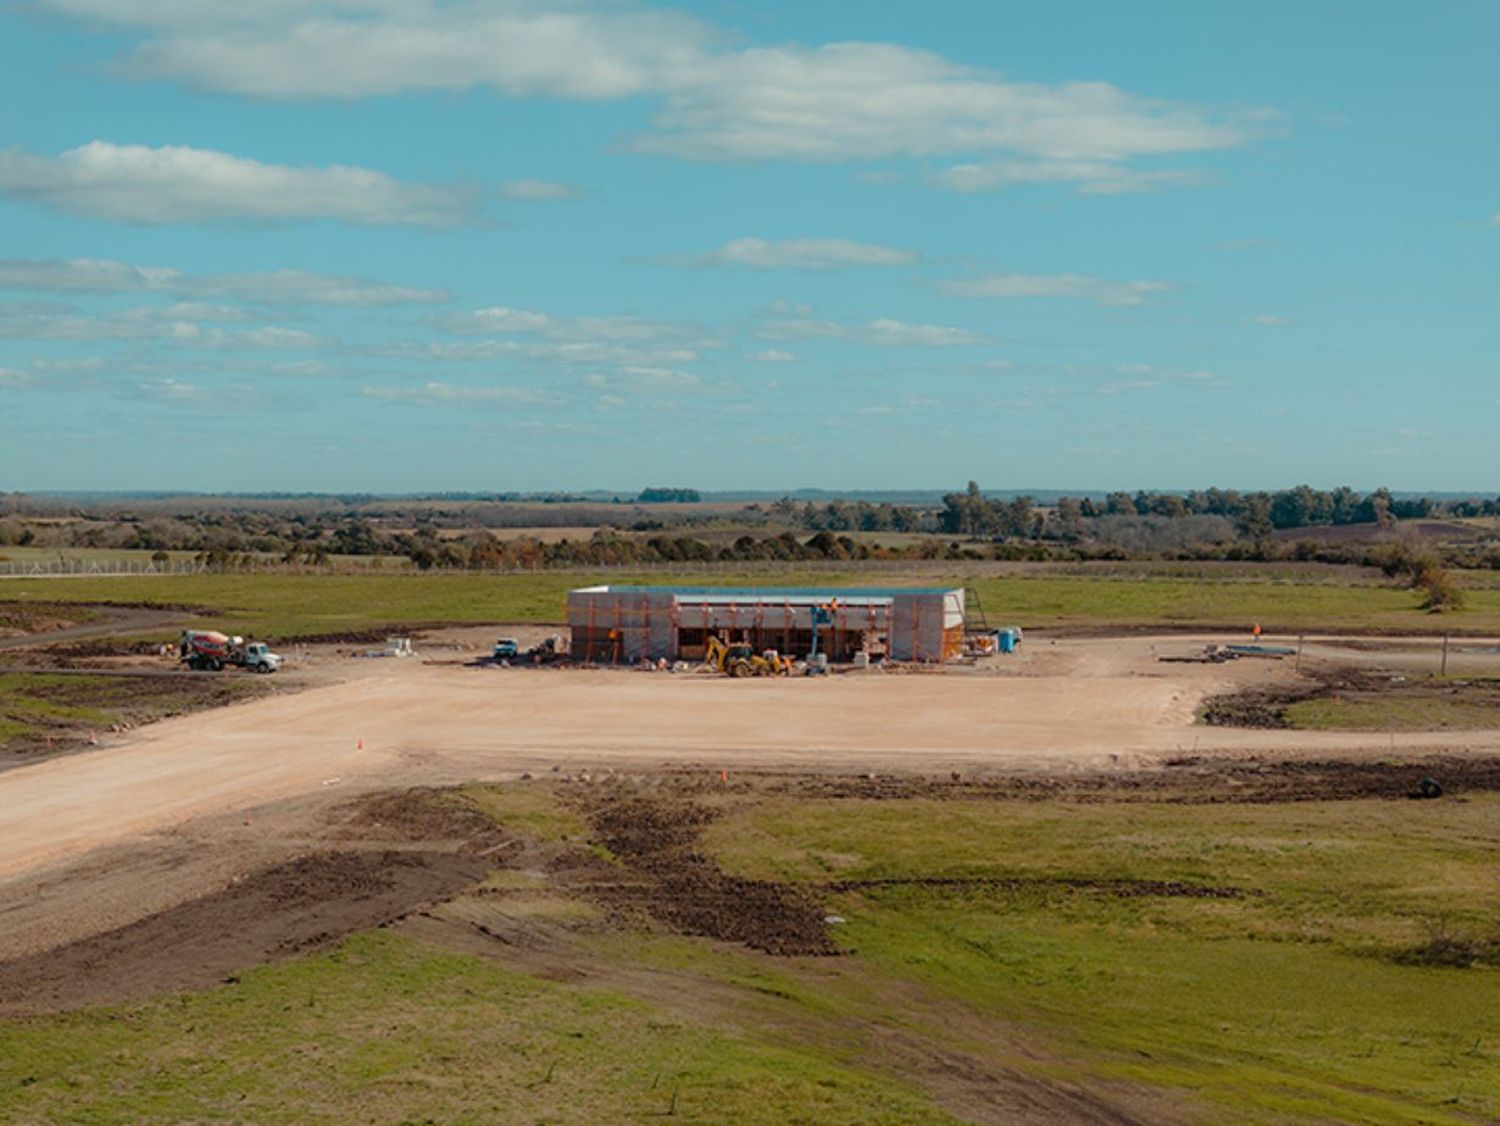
top-left (702, 635), bottom-right (790, 678)
top-left (526, 635), bottom-right (562, 663)
top-left (178, 629), bottom-right (282, 673)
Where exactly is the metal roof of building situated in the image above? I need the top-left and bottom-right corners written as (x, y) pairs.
top-left (573, 585), bottom-right (958, 600)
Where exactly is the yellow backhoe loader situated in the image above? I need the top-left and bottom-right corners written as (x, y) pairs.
top-left (702, 636), bottom-right (791, 677)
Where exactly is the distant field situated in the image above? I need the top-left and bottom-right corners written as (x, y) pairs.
top-left (1, 567), bottom-right (1499, 639)
top-left (0, 546), bottom-right (409, 569)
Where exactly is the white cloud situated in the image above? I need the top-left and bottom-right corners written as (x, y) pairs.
top-left (635, 42), bottom-right (1254, 163)
top-left (361, 381), bottom-right (560, 406)
top-left (938, 273), bottom-right (1171, 307)
top-left (766, 299), bottom-right (814, 318)
top-left (931, 159), bottom-right (1207, 195)
top-left (102, 1), bottom-right (715, 99)
top-left (376, 338), bottom-right (701, 369)
top-left (0, 142), bottom-right (478, 226)
top-left (41, 3), bottom-right (1260, 175)
top-left (499, 179), bottom-right (585, 200)
top-left (1245, 313), bottom-right (1292, 327)
top-left (0, 257), bottom-right (179, 293)
top-left (128, 378), bottom-right (214, 403)
top-left (31, 357), bottom-right (108, 374)
top-left (440, 307), bottom-right (556, 335)
top-left (585, 366), bottom-right (702, 392)
top-left (192, 326), bottom-right (330, 350)
top-left (0, 365), bottom-right (33, 387)
top-left (0, 302), bottom-right (329, 347)
top-left (0, 258), bottom-right (452, 305)
top-left (746, 349), bottom-right (799, 363)
top-left (113, 377), bottom-right (262, 409)
top-left (686, 237), bottom-right (919, 269)
top-left (184, 270), bottom-right (453, 306)
top-left (437, 305), bottom-right (713, 347)
top-left (762, 317), bottom-right (989, 348)
top-left (0, 302), bottom-right (176, 341)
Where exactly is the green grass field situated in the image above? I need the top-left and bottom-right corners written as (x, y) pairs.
top-left (2, 566), bottom-right (1498, 639)
top-left (698, 794), bottom-right (1500, 1123)
top-left (0, 930), bottom-right (946, 1125)
top-left (1288, 694), bottom-right (1500, 731)
top-left (3, 784), bottom-right (1496, 1124)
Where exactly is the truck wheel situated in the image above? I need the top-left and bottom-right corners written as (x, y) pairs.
top-left (208, 658), bottom-right (222, 672)
top-left (256, 662), bottom-right (272, 674)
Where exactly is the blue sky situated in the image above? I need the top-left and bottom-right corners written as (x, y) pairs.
top-left (1, 0), bottom-right (1496, 493)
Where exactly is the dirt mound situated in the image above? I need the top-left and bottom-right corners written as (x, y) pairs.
top-left (337, 787), bottom-right (512, 852)
top-left (581, 795), bottom-right (837, 956)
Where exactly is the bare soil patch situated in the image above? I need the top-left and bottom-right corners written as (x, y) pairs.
top-left (0, 787), bottom-right (517, 1016)
top-left (576, 792), bottom-right (838, 956)
top-left (1201, 667), bottom-right (1500, 730)
top-left (0, 602), bottom-right (96, 639)
top-left (0, 671), bottom-right (269, 764)
top-left (0, 848), bottom-right (490, 1016)
top-left (0, 604), bottom-right (193, 651)
top-left (746, 756), bottom-right (1500, 804)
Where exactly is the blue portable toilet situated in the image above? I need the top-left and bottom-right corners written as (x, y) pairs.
top-left (998, 628), bottom-right (1018, 654)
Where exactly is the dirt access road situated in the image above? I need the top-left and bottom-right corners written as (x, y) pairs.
top-left (3, 633), bottom-right (1498, 886)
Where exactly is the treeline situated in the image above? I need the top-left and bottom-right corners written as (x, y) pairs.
top-left (3, 483), bottom-right (1499, 573)
top-left (637, 487), bottom-right (702, 503)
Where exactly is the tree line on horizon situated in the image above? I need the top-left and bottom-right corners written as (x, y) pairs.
top-left (2, 483), bottom-right (1498, 577)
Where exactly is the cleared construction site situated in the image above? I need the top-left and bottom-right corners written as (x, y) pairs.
top-left (566, 584), bottom-right (967, 664)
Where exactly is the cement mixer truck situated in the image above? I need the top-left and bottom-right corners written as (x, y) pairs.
top-left (179, 629), bottom-right (283, 673)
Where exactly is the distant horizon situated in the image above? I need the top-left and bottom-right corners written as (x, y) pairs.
top-left (6, 484), bottom-right (1498, 504)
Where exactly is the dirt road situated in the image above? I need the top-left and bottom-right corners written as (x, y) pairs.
top-left (3, 635), bottom-right (1498, 885)
top-left (0, 606), bottom-right (185, 650)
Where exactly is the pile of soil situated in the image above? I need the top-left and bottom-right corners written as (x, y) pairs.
top-left (338, 786), bottom-right (514, 853)
top-left (579, 794), bottom-right (838, 956)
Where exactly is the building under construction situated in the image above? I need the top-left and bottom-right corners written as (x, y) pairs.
top-left (568, 585), bottom-right (965, 665)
